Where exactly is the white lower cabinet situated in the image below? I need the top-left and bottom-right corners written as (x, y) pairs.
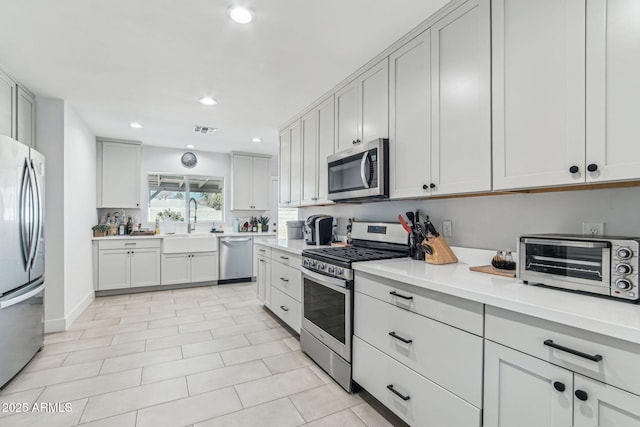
top-left (161, 252), bottom-right (218, 285)
top-left (130, 249), bottom-right (162, 288)
top-left (574, 374), bottom-right (640, 427)
top-left (97, 240), bottom-right (161, 290)
top-left (256, 255), bottom-right (271, 307)
top-left (353, 337), bottom-right (481, 427)
top-left (98, 250), bottom-right (130, 290)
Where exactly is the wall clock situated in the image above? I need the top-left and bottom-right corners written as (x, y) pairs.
top-left (181, 152), bottom-right (198, 168)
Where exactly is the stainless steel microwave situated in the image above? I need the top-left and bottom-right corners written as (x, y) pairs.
top-left (327, 138), bottom-right (389, 202)
top-left (519, 234), bottom-right (640, 302)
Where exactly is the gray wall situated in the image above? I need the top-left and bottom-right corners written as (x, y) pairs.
top-left (299, 186), bottom-right (640, 251)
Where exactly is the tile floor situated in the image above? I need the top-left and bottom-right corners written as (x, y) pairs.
top-left (0, 283), bottom-right (396, 426)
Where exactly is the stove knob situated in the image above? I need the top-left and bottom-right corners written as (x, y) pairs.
top-left (328, 266), bottom-right (335, 274)
top-left (336, 267), bottom-right (344, 275)
top-left (616, 263), bottom-right (633, 275)
top-left (616, 279), bottom-right (633, 291)
top-left (317, 263), bottom-right (326, 270)
top-left (303, 260), bottom-right (309, 268)
top-left (310, 260), bottom-right (316, 268)
top-left (617, 247), bottom-right (633, 260)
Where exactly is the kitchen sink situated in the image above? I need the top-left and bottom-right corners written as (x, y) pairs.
top-left (162, 234), bottom-right (218, 253)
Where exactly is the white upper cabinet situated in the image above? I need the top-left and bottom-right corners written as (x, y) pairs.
top-left (389, 30), bottom-right (432, 199)
top-left (492, 0), bottom-right (586, 190)
top-left (97, 139), bottom-right (142, 209)
top-left (0, 70), bottom-right (16, 139)
top-left (335, 58), bottom-right (389, 153)
top-left (586, 0), bottom-right (640, 183)
top-left (16, 85), bottom-right (35, 147)
top-left (231, 153), bottom-right (271, 210)
top-left (430, 0), bottom-right (491, 195)
top-left (301, 95), bottom-right (335, 205)
top-left (278, 120), bottom-right (301, 206)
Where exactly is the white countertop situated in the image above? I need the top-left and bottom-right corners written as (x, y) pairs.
top-left (353, 247), bottom-right (640, 344)
top-left (92, 231), bottom-right (276, 241)
top-left (253, 238), bottom-right (328, 255)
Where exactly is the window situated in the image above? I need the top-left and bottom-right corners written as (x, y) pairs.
top-left (148, 173), bottom-right (224, 223)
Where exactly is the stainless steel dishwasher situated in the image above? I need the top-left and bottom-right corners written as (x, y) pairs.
top-left (218, 236), bottom-right (253, 283)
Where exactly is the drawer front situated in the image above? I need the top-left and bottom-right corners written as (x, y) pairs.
top-left (355, 271), bottom-right (484, 335)
top-left (254, 244), bottom-right (272, 259)
top-left (270, 287), bottom-right (301, 333)
top-left (486, 306), bottom-right (640, 396)
top-left (353, 337), bottom-right (481, 427)
top-left (355, 291), bottom-right (483, 407)
top-left (270, 261), bottom-right (302, 301)
top-left (98, 239), bottom-right (161, 250)
top-left (271, 248), bottom-right (301, 267)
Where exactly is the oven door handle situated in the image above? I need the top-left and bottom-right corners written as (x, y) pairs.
top-left (302, 268), bottom-right (349, 292)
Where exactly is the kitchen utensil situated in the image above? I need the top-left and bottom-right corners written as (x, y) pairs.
top-left (397, 215), bottom-right (412, 234)
top-left (421, 241), bottom-right (433, 255)
top-left (469, 265), bottom-right (517, 278)
top-left (405, 212), bottom-right (415, 227)
top-left (425, 216), bottom-right (440, 238)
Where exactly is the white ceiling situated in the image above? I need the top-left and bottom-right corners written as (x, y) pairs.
top-left (0, 0), bottom-right (449, 156)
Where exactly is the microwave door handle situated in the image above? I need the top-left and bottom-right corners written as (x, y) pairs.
top-left (19, 159), bottom-right (31, 268)
top-left (360, 152), bottom-right (370, 189)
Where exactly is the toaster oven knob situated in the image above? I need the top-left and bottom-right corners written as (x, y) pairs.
top-left (616, 263), bottom-right (633, 275)
top-left (616, 279), bottom-right (633, 291)
top-left (617, 247), bottom-right (633, 259)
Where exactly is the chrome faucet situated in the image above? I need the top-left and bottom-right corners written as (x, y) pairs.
top-left (188, 197), bottom-right (198, 233)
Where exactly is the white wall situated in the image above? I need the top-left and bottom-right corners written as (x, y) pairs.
top-left (36, 98), bottom-right (96, 332)
top-left (300, 186), bottom-right (640, 251)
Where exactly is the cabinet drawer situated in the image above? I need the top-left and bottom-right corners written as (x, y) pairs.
top-left (98, 239), bottom-right (161, 250)
top-left (254, 244), bottom-right (272, 259)
top-left (271, 248), bottom-right (301, 267)
top-left (486, 306), bottom-right (640, 396)
top-left (354, 291), bottom-right (483, 406)
top-left (353, 337), bottom-right (481, 427)
top-left (270, 261), bottom-right (302, 301)
top-left (354, 271), bottom-right (484, 335)
top-left (270, 287), bottom-right (301, 333)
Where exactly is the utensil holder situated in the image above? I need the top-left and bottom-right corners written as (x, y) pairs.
top-left (424, 236), bottom-right (458, 265)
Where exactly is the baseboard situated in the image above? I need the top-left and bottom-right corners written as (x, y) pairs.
top-left (64, 291), bottom-right (95, 330)
top-left (44, 318), bottom-right (66, 333)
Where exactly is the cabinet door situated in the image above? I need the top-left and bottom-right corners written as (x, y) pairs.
top-left (130, 249), bottom-right (160, 288)
top-left (586, 0), bottom-right (640, 183)
top-left (334, 81), bottom-right (359, 152)
top-left (484, 341), bottom-right (573, 427)
top-left (359, 58), bottom-right (389, 143)
top-left (492, 0), bottom-right (586, 190)
top-left (232, 155), bottom-right (253, 210)
top-left (101, 142), bottom-right (141, 208)
top-left (16, 86), bottom-right (35, 147)
top-left (161, 253), bottom-right (190, 285)
top-left (279, 128), bottom-right (291, 205)
top-left (0, 71), bottom-right (16, 138)
top-left (251, 156), bottom-right (271, 211)
top-left (431, 0), bottom-right (491, 195)
top-left (574, 374), bottom-right (640, 426)
top-left (316, 96), bottom-right (335, 204)
top-left (389, 29), bottom-right (431, 199)
top-left (301, 109), bottom-right (318, 205)
top-left (191, 252), bottom-right (218, 283)
top-left (98, 250), bottom-right (130, 290)
top-left (289, 121), bottom-right (302, 206)
top-left (256, 256), bottom-right (267, 304)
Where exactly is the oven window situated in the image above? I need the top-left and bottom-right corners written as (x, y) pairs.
top-left (524, 243), bottom-right (606, 282)
top-left (303, 278), bottom-right (346, 344)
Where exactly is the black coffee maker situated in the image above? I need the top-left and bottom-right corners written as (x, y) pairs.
top-left (304, 215), bottom-right (333, 245)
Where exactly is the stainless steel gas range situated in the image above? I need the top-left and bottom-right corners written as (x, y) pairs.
top-left (300, 221), bottom-right (408, 392)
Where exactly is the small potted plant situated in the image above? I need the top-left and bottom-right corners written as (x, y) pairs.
top-left (259, 216), bottom-right (270, 232)
top-left (92, 224), bottom-right (111, 237)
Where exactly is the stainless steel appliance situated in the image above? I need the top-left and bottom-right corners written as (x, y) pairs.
top-left (219, 236), bottom-right (253, 283)
top-left (519, 234), bottom-right (640, 302)
top-left (0, 134), bottom-right (45, 388)
top-left (304, 215), bottom-right (333, 245)
top-left (301, 222), bottom-right (408, 391)
top-left (327, 138), bottom-right (389, 202)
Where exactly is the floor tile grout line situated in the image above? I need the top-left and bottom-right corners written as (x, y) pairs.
top-left (287, 396), bottom-right (308, 425)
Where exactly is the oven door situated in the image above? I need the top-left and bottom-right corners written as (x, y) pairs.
top-left (519, 238), bottom-right (611, 295)
top-left (327, 139), bottom-right (386, 201)
top-left (301, 268), bottom-right (351, 361)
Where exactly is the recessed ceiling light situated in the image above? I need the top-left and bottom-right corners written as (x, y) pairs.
top-left (186, 144), bottom-right (195, 149)
top-left (252, 137), bottom-right (262, 143)
top-left (129, 122), bottom-right (143, 129)
top-left (228, 6), bottom-right (254, 24)
top-left (199, 97), bottom-right (218, 106)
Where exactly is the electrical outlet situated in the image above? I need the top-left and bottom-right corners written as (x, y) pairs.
top-left (442, 220), bottom-right (453, 237)
top-left (583, 222), bottom-right (604, 236)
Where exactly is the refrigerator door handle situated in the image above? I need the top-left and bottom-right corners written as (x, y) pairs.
top-left (29, 159), bottom-right (43, 269)
top-left (26, 160), bottom-right (38, 270)
top-left (19, 159), bottom-right (32, 269)
top-left (0, 280), bottom-right (45, 310)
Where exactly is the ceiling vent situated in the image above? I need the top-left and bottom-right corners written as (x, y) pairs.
top-left (193, 125), bottom-right (218, 134)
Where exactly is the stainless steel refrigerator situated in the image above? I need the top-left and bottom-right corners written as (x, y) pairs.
top-left (0, 134), bottom-right (45, 388)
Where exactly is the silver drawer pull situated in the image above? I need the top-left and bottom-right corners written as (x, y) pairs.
top-left (280, 277), bottom-right (289, 283)
top-left (280, 305), bottom-right (289, 312)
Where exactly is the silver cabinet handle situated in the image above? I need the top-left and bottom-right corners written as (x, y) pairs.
top-left (125, 242), bottom-right (137, 246)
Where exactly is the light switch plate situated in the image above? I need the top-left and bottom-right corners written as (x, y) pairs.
top-left (442, 220), bottom-right (453, 237)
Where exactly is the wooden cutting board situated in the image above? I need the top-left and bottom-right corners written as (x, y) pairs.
top-left (469, 265), bottom-right (516, 278)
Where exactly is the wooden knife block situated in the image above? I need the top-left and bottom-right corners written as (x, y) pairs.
top-left (424, 236), bottom-right (458, 265)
